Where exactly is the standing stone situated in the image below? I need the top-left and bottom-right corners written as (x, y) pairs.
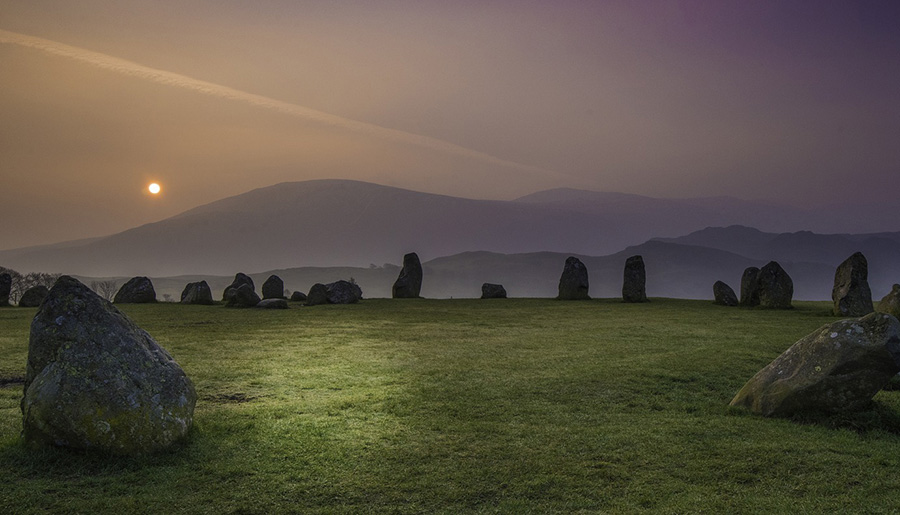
top-left (558, 256), bottom-right (590, 300)
top-left (256, 298), bottom-right (289, 309)
top-left (877, 285), bottom-right (900, 319)
top-left (756, 261), bottom-right (793, 309)
top-left (223, 283), bottom-right (260, 308)
top-left (19, 285), bottom-right (50, 308)
top-left (713, 281), bottom-right (738, 306)
top-left (729, 312), bottom-right (900, 417)
top-left (223, 273), bottom-right (255, 301)
top-left (326, 280), bottom-right (363, 304)
top-left (262, 275), bottom-right (285, 300)
top-left (306, 283), bottom-right (329, 306)
top-left (622, 255), bottom-right (648, 303)
top-left (481, 283), bottom-right (507, 299)
top-left (740, 267), bottom-right (760, 306)
top-left (180, 281), bottom-right (214, 305)
top-left (290, 291), bottom-right (308, 302)
top-left (21, 276), bottom-right (196, 454)
top-left (393, 253), bottom-right (423, 298)
top-left (113, 276), bottom-right (157, 304)
top-left (832, 252), bottom-right (874, 317)
top-left (0, 273), bottom-right (11, 307)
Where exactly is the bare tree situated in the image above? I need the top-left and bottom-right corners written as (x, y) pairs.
top-left (1, 267), bottom-right (60, 304)
top-left (90, 280), bottom-right (119, 302)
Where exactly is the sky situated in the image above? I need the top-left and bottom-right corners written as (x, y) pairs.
top-left (2, 0), bottom-right (900, 250)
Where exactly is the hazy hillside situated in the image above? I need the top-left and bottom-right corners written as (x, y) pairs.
top-left (2, 179), bottom-right (882, 278)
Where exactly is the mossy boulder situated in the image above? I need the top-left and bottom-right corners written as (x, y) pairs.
top-left (730, 312), bottom-right (900, 417)
top-left (832, 252), bottom-right (874, 317)
top-left (713, 281), bottom-right (738, 306)
top-left (113, 276), bottom-right (157, 304)
top-left (877, 285), bottom-right (900, 318)
top-left (222, 273), bottom-right (255, 301)
top-left (481, 283), bottom-right (507, 299)
top-left (21, 276), bottom-right (196, 454)
top-left (756, 261), bottom-right (793, 309)
top-left (180, 281), bottom-right (214, 305)
top-left (557, 256), bottom-right (590, 300)
top-left (18, 285), bottom-right (49, 308)
top-left (224, 283), bottom-right (260, 308)
top-left (739, 267), bottom-right (760, 306)
top-left (262, 275), bottom-right (285, 300)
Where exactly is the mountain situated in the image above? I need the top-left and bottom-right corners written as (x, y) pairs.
top-left (2, 180), bottom-right (898, 278)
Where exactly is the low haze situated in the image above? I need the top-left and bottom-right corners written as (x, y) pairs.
top-left (2, 1), bottom-right (900, 250)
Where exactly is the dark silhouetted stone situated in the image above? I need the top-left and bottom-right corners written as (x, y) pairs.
top-left (730, 313), bottom-right (900, 417)
top-left (393, 253), bottom-right (423, 298)
top-left (306, 283), bottom-right (329, 306)
top-left (256, 298), bottom-right (289, 309)
top-left (757, 261), bottom-right (793, 309)
top-left (713, 281), bottom-right (738, 306)
top-left (224, 283), bottom-right (260, 308)
top-left (832, 252), bottom-right (874, 317)
top-left (113, 276), bottom-right (157, 304)
top-left (21, 276), bottom-right (196, 454)
top-left (877, 285), bottom-right (900, 319)
top-left (327, 280), bottom-right (362, 304)
top-left (223, 273), bottom-right (255, 301)
top-left (290, 291), bottom-right (307, 302)
top-left (262, 275), bottom-right (285, 300)
top-left (558, 256), bottom-right (590, 300)
top-left (622, 255), bottom-right (648, 303)
top-left (740, 267), bottom-right (760, 306)
top-left (481, 283), bottom-right (507, 299)
top-left (19, 285), bottom-right (49, 308)
top-left (180, 281), bottom-right (213, 305)
top-left (0, 273), bottom-right (10, 307)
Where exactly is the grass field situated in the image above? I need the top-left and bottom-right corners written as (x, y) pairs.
top-left (2, 298), bottom-right (900, 513)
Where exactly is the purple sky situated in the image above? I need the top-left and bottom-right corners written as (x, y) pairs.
top-left (2, 1), bottom-right (899, 249)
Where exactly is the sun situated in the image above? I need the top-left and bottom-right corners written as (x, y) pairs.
top-left (148, 183), bottom-right (161, 195)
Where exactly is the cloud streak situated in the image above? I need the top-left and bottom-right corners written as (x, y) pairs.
top-left (0, 28), bottom-right (560, 180)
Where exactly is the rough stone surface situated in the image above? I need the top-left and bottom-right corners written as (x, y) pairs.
top-left (557, 256), bottom-right (590, 300)
top-left (740, 267), bottom-right (760, 307)
top-left (481, 283), bottom-right (507, 299)
top-left (622, 255), bottom-right (648, 303)
top-left (306, 283), bottom-right (329, 306)
top-left (757, 261), bottom-right (793, 309)
top-left (729, 312), bottom-right (900, 417)
top-left (222, 273), bottom-right (255, 301)
top-left (290, 291), bottom-right (307, 302)
top-left (713, 281), bottom-right (738, 306)
top-left (832, 252), bottom-right (874, 317)
top-left (113, 276), bottom-right (157, 304)
top-left (180, 281), bottom-right (213, 305)
top-left (256, 298), bottom-right (289, 309)
top-left (223, 283), bottom-right (260, 308)
top-left (877, 285), bottom-right (900, 319)
top-left (21, 276), bottom-right (196, 454)
top-left (18, 286), bottom-right (49, 308)
top-left (326, 280), bottom-right (363, 304)
top-left (393, 253), bottom-right (423, 298)
top-left (0, 273), bottom-right (10, 307)
top-left (262, 275), bottom-right (285, 300)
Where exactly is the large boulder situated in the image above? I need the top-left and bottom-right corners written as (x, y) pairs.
top-left (481, 283), bottom-right (507, 299)
top-left (713, 281), bottom-right (738, 307)
top-left (393, 253), bottom-right (423, 298)
top-left (306, 283), bottom-right (329, 306)
top-left (832, 252), bottom-right (874, 317)
top-left (262, 275), bottom-right (285, 300)
top-left (180, 281), bottom-right (214, 305)
top-left (739, 267), bottom-right (760, 306)
top-left (224, 283), bottom-right (260, 308)
top-left (557, 256), bottom-right (590, 300)
top-left (756, 261), bottom-right (793, 309)
top-left (21, 276), bottom-right (196, 454)
top-left (0, 273), bottom-right (11, 307)
top-left (877, 285), bottom-right (900, 319)
top-left (290, 291), bottom-right (308, 302)
top-left (18, 285), bottom-right (49, 308)
top-left (113, 276), bottom-right (157, 304)
top-left (222, 273), bottom-right (255, 301)
top-left (327, 280), bottom-right (362, 304)
top-left (622, 255), bottom-right (648, 303)
top-left (729, 312), bottom-right (900, 417)
top-left (256, 298), bottom-right (289, 309)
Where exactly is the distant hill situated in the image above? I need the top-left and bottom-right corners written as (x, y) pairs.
top-left (1, 179), bottom-right (884, 278)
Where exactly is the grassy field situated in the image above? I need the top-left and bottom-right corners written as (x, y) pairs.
top-left (2, 298), bottom-right (900, 513)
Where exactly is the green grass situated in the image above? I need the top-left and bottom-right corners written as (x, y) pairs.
top-left (2, 299), bottom-right (900, 513)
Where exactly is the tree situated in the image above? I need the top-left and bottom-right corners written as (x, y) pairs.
top-left (0, 267), bottom-right (60, 304)
top-left (90, 280), bottom-right (119, 302)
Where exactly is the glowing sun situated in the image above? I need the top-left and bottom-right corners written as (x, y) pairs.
top-left (148, 183), bottom-right (161, 195)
